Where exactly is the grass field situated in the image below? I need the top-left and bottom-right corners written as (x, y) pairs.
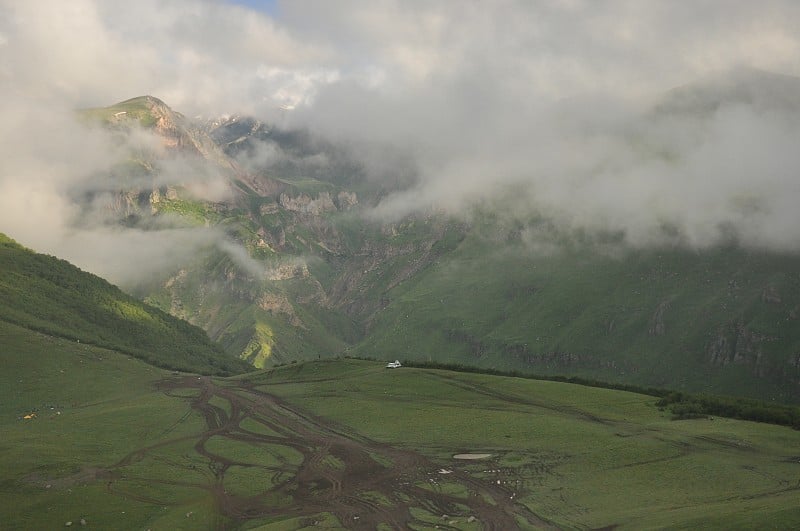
top-left (3, 329), bottom-right (800, 529)
top-left (0, 320), bottom-right (213, 530)
top-left (242, 360), bottom-right (800, 529)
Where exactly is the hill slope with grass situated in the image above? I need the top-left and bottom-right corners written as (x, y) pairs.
top-left (355, 221), bottom-right (800, 402)
top-left (0, 233), bottom-right (248, 375)
top-left (4, 354), bottom-right (799, 529)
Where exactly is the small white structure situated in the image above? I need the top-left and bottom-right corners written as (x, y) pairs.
top-left (386, 360), bottom-right (402, 368)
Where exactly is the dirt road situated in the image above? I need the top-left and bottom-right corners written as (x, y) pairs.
top-left (103, 375), bottom-right (553, 529)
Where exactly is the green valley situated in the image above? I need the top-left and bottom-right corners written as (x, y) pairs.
top-left (3, 348), bottom-right (800, 529)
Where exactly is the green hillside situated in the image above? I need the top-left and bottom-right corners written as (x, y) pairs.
top-left (4, 351), bottom-right (799, 529)
top-left (0, 233), bottom-right (248, 375)
top-left (356, 224), bottom-right (800, 402)
top-left (0, 320), bottom-right (211, 529)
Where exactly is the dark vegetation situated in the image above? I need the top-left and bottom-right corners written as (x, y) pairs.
top-left (371, 358), bottom-right (800, 429)
top-left (656, 392), bottom-right (800, 428)
top-left (0, 234), bottom-right (249, 375)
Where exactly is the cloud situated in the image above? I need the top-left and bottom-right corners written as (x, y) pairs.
top-left (0, 0), bottom-right (331, 114)
top-left (2, 0), bottom-right (800, 272)
top-left (281, 2), bottom-right (800, 251)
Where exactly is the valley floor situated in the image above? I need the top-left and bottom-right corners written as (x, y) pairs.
top-left (3, 326), bottom-right (800, 530)
top-left (151, 374), bottom-right (549, 529)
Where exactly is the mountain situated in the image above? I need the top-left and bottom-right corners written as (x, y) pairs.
top-left (67, 77), bottom-right (800, 402)
top-left (4, 80), bottom-right (800, 526)
top-left (76, 97), bottom-right (448, 368)
top-left (81, 95), bottom-right (234, 167)
top-left (354, 225), bottom-right (800, 402)
top-left (0, 233), bottom-right (249, 375)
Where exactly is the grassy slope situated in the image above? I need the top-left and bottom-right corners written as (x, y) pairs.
top-left (355, 227), bottom-right (800, 402)
top-left (0, 233), bottom-right (248, 375)
top-left (0, 320), bottom-right (216, 530)
top-left (79, 96), bottom-right (162, 127)
top-left (246, 360), bottom-right (800, 529)
top-left (3, 339), bottom-right (799, 529)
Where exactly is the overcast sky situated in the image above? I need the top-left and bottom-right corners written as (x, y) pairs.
top-left (3, 1), bottom-right (800, 113)
top-left (2, 0), bottom-right (800, 283)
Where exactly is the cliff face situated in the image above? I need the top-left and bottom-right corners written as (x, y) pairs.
top-left (280, 192), bottom-right (337, 216)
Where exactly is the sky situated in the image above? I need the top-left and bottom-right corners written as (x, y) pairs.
top-left (226, 0), bottom-right (278, 15)
top-left (2, 0), bottom-right (800, 283)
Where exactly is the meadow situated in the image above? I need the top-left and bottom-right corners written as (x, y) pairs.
top-left (4, 327), bottom-right (800, 529)
top-left (243, 360), bottom-right (800, 528)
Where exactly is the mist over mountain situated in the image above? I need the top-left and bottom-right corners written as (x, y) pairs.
top-left (3, 2), bottom-right (800, 399)
top-left (3, 2), bottom-right (800, 261)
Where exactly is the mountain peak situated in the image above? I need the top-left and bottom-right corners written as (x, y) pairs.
top-left (116, 94), bottom-right (169, 107)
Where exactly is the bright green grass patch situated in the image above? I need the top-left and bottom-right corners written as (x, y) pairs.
top-left (156, 197), bottom-right (223, 225)
top-left (224, 465), bottom-right (283, 498)
top-left (238, 416), bottom-right (285, 438)
top-left (203, 436), bottom-right (303, 469)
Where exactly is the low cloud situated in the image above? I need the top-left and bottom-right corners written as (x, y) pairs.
top-left (318, 69), bottom-right (800, 252)
top-left (2, 0), bottom-right (800, 276)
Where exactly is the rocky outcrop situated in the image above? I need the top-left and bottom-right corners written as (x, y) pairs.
top-left (648, 300), bottom-right (670, 336)
top-left (259, 202), bottom-right (280, 215)
top-left (336, 191), bottom-right (358, 210)
top-left (279, 192), bottom-right (337, 216)
top-left (257, 292), bottom-right (304, 328)
top-left (105, 190), bottom-right (147, 218)
top-left (265, 262), bottom-right (309, 281)
top-left (162, 269), bottom-right (189, 319)
top-left (707, 321), bottom-right (772, 377)
top-left (708, 321), bottom-right (757, 365)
